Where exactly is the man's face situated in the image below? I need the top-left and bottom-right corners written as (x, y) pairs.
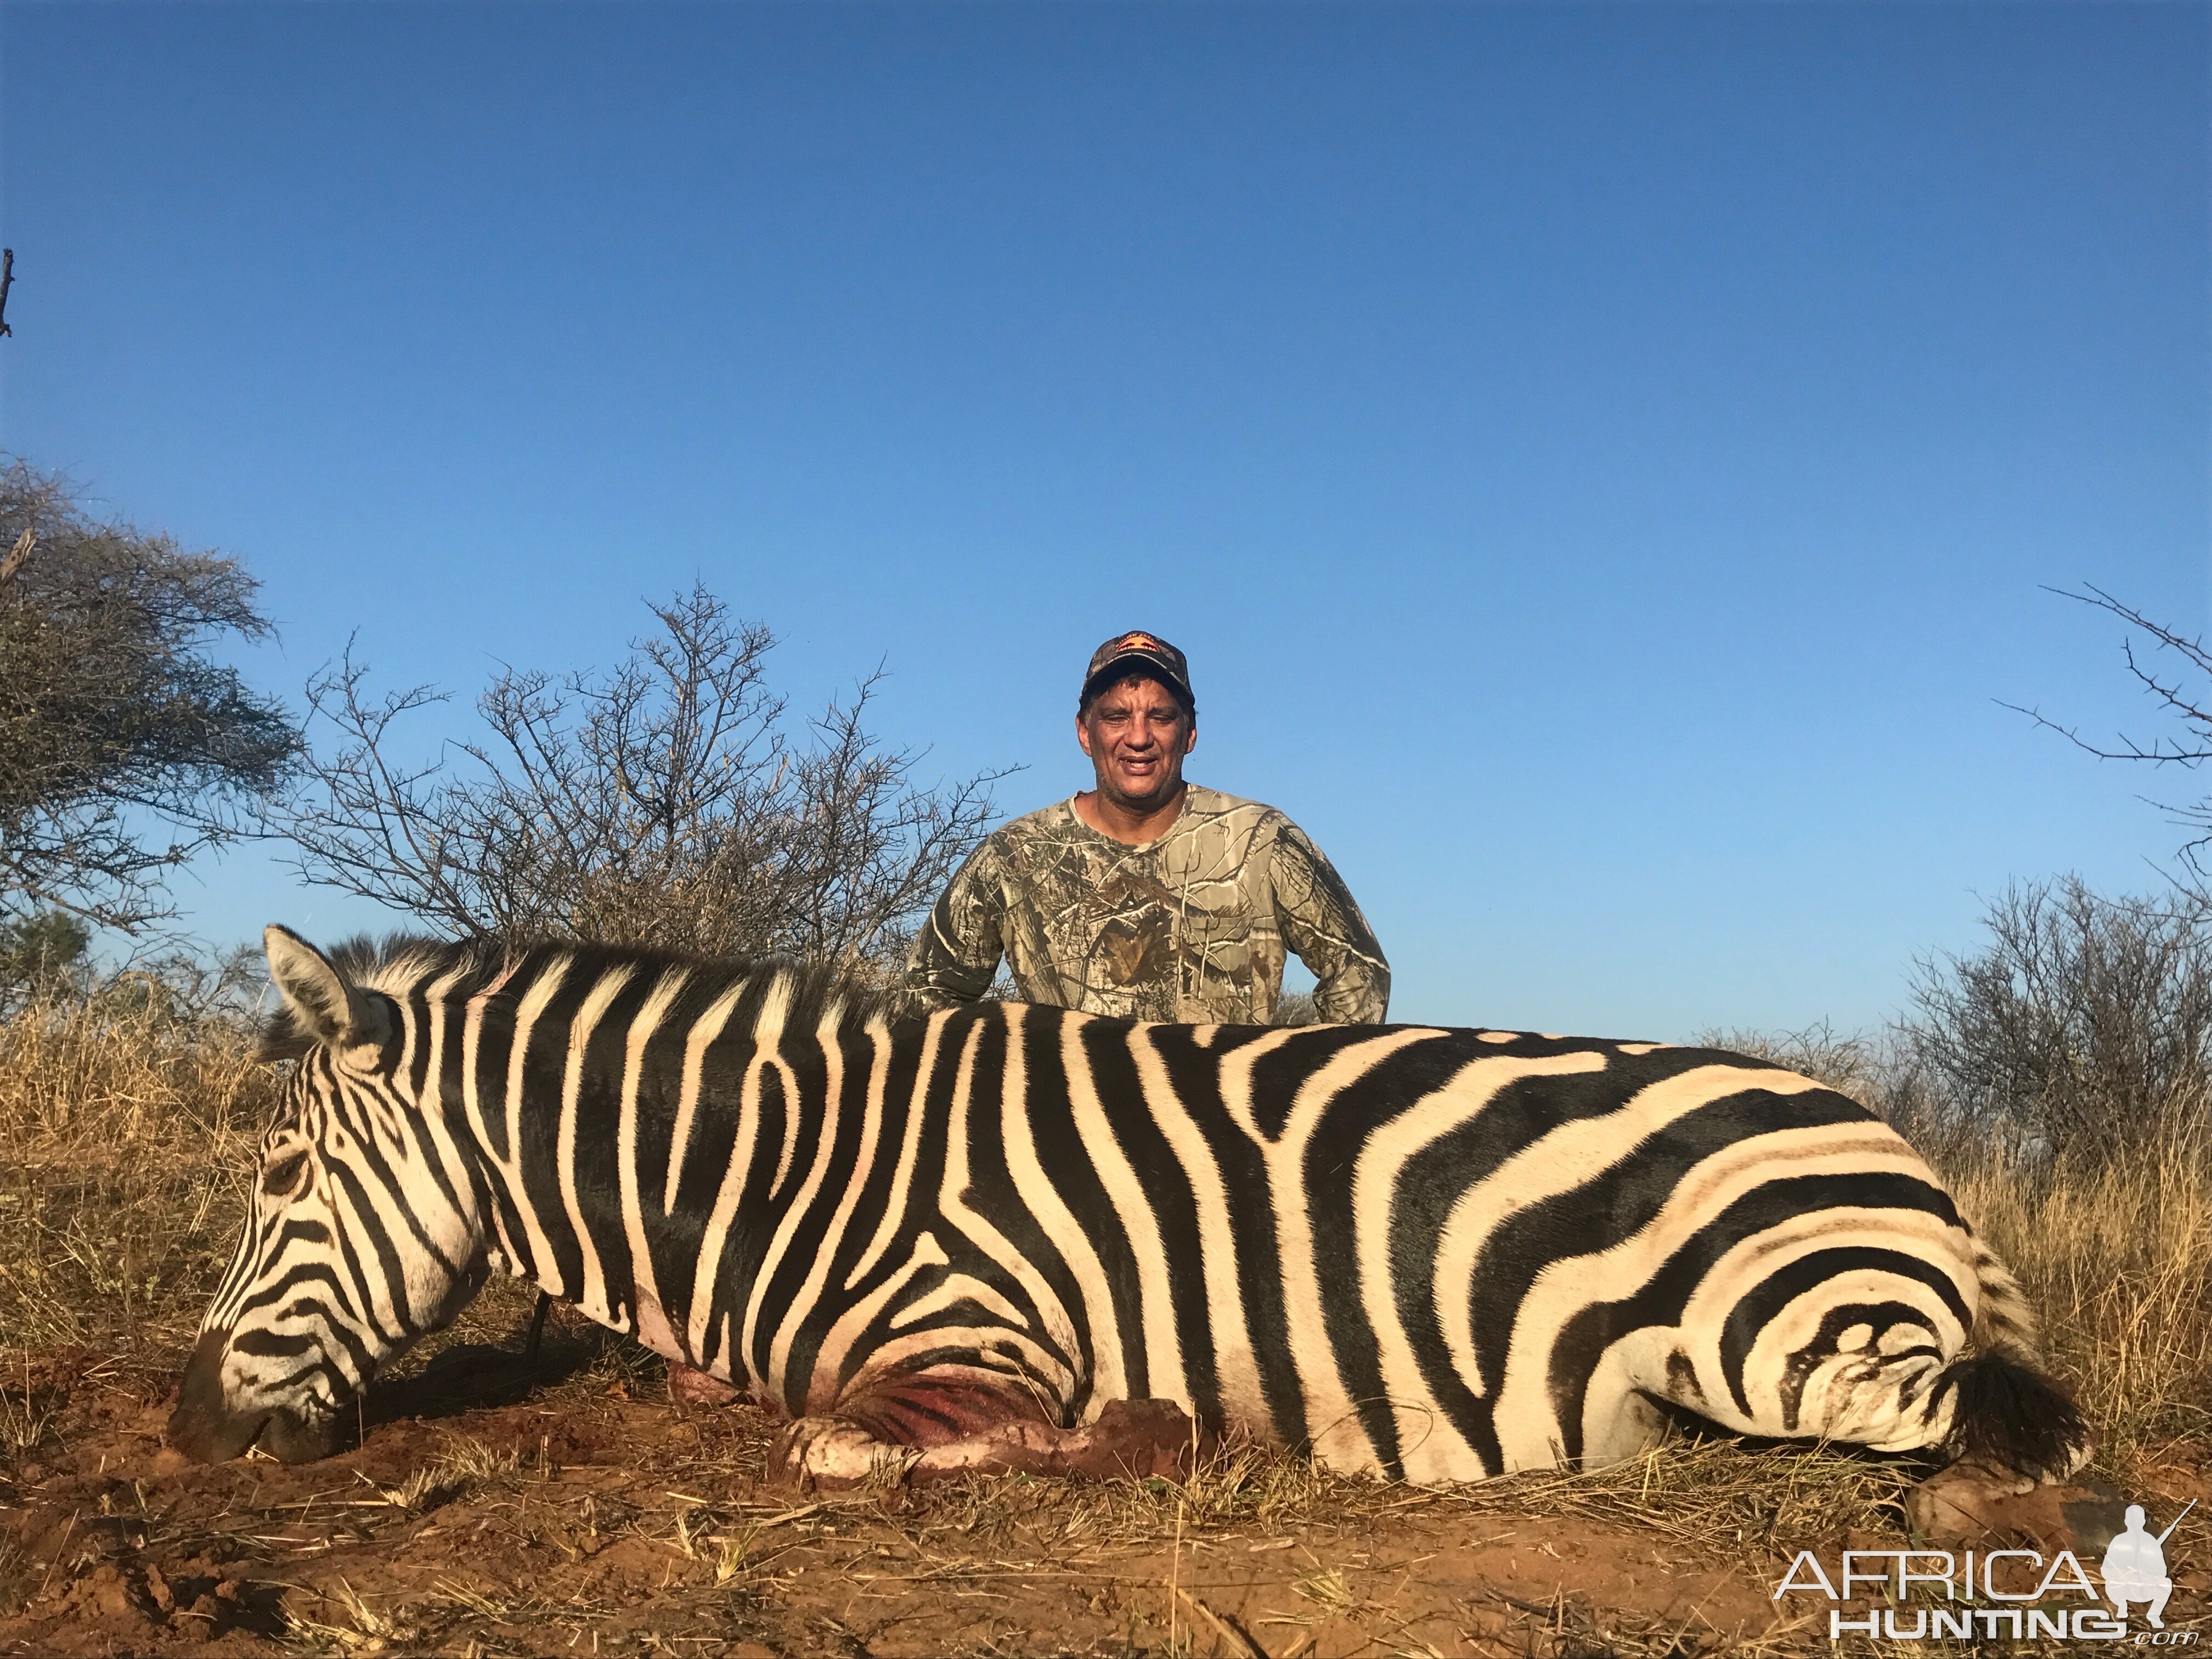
top-left (1076, 673), bottom-right (1195, 811)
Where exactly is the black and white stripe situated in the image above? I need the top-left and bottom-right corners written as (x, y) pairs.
top-left (170, 926), bottom-right (2086, 1485)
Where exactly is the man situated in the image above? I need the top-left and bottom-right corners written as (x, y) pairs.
top-left (905, 630), bottom-right (1389, 1024)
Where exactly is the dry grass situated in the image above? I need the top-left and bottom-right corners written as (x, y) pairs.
top-left (1706, 1023), bottom-right (2212, 1487)
top-left (1934, 1122), bottom-right (2212, 1471)
top-left (3, 990), bottom-right (2208, 1656)
top-left (0, 988), bottom-right (275, 1356)
top-left (365, 1431), bottom-right (522, 1514)
top-left (281, 1576), bottom-right (418, 1655)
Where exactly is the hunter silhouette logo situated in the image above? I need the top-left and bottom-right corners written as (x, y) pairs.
top-left (2106, 1500), bottom-right (2191, 1629)
top-left (1773, 1497), bottom-right (2197, 1643)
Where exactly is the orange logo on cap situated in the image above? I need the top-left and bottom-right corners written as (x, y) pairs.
top-left (1115, 633), bottom-right (1162, 653)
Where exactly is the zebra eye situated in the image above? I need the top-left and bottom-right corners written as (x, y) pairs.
top-left (261, 1150), bottom-right (311, 1198)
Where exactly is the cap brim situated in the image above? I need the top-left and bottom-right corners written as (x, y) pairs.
top-left (1081, 653), bottom-right (1193, 706)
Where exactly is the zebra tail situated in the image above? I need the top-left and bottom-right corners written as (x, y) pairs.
top-left (1933, 1241), bottom-right (2090, 1481)
top-left (1935, 1350), bottom-right (2090, 1481)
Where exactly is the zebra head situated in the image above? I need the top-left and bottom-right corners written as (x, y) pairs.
top-left (167, 926), bottom-right (490, 1463)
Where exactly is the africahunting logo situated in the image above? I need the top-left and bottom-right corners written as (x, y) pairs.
top-left (1773, 1499), bottom-right (2195, 1644)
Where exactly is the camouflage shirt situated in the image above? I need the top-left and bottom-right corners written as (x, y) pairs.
top-left (904, 785), bottom-right (1389, 1025)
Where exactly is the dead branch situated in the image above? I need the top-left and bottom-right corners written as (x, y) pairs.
top-left (0, 528), bottom-right (31, 588)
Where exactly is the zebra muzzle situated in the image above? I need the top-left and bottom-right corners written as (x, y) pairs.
top-left (165, 1330), bottom-right (352, 1464)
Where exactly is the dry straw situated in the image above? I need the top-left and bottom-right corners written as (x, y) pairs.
top-left (5, 981), bottom-right (2209, 1652)
top-left (0, 987), bottom-right (275, 1356)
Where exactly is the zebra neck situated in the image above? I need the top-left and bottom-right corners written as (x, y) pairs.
top-left (433, 950), bottom-right (869, 1390)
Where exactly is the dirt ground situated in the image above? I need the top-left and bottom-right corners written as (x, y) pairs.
top-left (4, 1302), bottom-right (2207, 1658)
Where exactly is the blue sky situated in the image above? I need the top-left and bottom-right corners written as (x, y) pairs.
top-left (3, 2), bottom-right (2205, 1037)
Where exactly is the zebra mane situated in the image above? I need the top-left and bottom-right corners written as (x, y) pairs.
top-left (258, 932), bottom-right (901, 1062)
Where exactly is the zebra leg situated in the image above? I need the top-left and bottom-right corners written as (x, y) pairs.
top-left (1578, 1351), bottom-right (1676, 1471)
top-left (776, 1372), bottom-right (1205, 1489)
top-left (523, 1293), bottom-right (552, 1364)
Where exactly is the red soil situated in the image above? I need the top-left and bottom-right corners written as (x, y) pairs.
top-left (2, 1341), bottom-right (2202, 1658)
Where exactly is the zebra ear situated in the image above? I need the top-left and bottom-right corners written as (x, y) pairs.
top-left (263, 925), bottom-right (392, 1057)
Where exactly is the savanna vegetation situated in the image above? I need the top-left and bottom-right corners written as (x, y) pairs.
top-left (7, 873), bottom-right (2209, 1656)
top-left (4, 457), bottom-right (2208, 1651)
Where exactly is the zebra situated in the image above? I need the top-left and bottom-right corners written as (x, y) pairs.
top-left (169, 926), bottom-right (2089, 1502)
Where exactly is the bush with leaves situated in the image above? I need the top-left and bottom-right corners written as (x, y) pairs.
top-left (0, 459), bottom-right (296, 933)
top-left (0, 909), bottom-right (91, 1012)
top-left (278, 584), bottom-right (1012, 979)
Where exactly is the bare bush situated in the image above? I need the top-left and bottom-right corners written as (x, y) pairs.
top-left (0, 459), bottom-right (296, 933)
top-left (277, 584), bottom-right (1011, 978)
top-left (1690, 1019), bottom-right (1886, 1104)
top-left (1895, 876), bottom-right (2212, 1159)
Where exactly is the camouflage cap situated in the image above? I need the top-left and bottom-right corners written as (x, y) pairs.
top-left (1081, 630), bottom-right (1195, 712)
